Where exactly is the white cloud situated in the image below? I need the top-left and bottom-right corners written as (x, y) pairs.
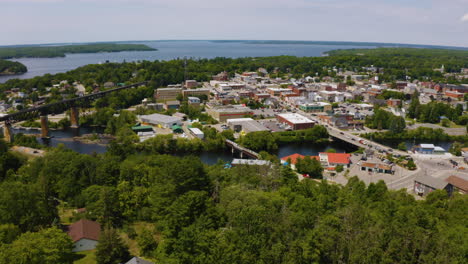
top-left (462, 13), bottom-right (468, 22)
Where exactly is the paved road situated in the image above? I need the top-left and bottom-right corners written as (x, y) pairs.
top-left (294, 108), bottom-right (465, 190)
top-left (296, 109), bottom-right (408, 156)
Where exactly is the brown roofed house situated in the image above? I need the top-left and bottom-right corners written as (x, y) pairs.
top-left (445, 175), bottom-right (468, 194)
top-left (67, 219), bottom-right (101, 252)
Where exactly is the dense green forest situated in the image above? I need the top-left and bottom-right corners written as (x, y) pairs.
top-left (0, 43), bottom-right (156, 59)
top-left (0, 138), bottom-right (466, 263)
top-left (0, 59), bottom-right (27, 75)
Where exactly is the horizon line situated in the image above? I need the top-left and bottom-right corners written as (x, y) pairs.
top-left (1, 39), bottom-right (468, 50)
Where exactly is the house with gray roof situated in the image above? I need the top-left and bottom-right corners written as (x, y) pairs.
top-left (413, 174), bottom-right (451, 196)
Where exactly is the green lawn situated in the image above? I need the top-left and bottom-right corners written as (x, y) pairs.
top-left (74, 250), bottom-right (96, 264)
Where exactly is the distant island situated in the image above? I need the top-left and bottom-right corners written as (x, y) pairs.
top-left (211, 40), bottom-right (468, 51)
top-left (0, 60), bottom-right (27, 76)
top-left (0, 43), bottom-right (157, 59)
top-left (326, 47), bottom-right (468, 56)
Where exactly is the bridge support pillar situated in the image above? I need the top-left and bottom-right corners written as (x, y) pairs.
top-left (40, 115), bottom-right (50, 138)
top-left (70, 107), bottom-right (79, 128)
top-left (3, 122), bottom-right (13, 143)
top-left (240, 152), bottom-right (244, 159)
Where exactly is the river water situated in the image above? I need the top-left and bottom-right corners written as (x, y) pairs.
top-left (12, 127), bottom-right (358, 164)
top-left (0, 40), bottom-right (377, 83)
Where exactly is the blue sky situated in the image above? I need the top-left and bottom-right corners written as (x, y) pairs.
top-left (1, 0), bottom-right (467, 47)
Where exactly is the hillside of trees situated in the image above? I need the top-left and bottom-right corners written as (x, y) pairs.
top-left (0, 136), bottom-right (467, 263)
top-left (0, 43), bottom-right (156, 59)
top-left (0, 59), bottom-right (27, 75)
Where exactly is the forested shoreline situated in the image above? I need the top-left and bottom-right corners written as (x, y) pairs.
top-left (0, 43), bottom-right (156, 59)
top-left (0, 59), bottom-right (27, 76)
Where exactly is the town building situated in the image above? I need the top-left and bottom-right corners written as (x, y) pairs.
top-left (155, 88), bottom-right (182, 100)
top-left (227, 118), bottom-right (269, 134)
top-left (413, 174), bottom-right (451, 196)
top-left (212, 71), bottom-right (229, 81)
top-left (187, 97), bottom-right (201, 107)
top-left (146, 103), bottom-right (165, 111)
top-left (182, 88), bottom-right (210, 98)
top-left (139, 113), bottom-right (183, 128)
top-left (267, 88), bottom-right (292, 96)
top-left (67, 219), bottom-right (101, 252)
top-left (299, 102), bottom-right (332, 113)
top-left (185, 80), bottom-right (198, 88)
top-left (387, 99), bottom-right (402, 107)
top-left (360, 162), bottom-right (394, 174)
top-left (445, 90), bottom-right (464, 99)
top-left (412, 144), bottom-right (447, 155)
top-left (276, 113), bottom-right (315, 130)
top-left (206, 105), bottom-right (253, 122)
top-left (445, 175), bottom-right (468, 194)
top-left (165, 100), bottom-right (180, 110)
top-left (318, 152), bottom-right (352, 168)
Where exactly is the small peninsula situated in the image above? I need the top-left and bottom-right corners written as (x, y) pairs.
top-left (0, 59), bottom-right (27, 76)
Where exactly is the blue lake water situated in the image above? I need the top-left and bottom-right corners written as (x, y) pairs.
top-left (0, 40), bottom-right (376, 83)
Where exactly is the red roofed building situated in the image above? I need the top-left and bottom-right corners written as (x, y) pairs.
top-left (281, 153), bottom-right (305, 165)
top-left (67, 219), bottom-right (101, 252)
top-left (281, 153), bottom-right (320, 169)
top-left (319, 152), bottom-right (352, 168)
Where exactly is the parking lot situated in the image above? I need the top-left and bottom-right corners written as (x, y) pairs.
top-left (327, 153), bottom-right (412, 188)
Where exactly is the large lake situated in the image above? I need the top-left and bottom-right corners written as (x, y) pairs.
top-left (0, 40), bottom-right (376, 83)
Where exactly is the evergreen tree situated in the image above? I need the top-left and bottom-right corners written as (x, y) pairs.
top-left (95, 227), bottom-right (131, 264)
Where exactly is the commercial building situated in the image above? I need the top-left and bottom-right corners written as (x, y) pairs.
top-left (182, 88), bottom-right (211, 98)
top-left (360, 162), bottom-right (394, 174)
top-left (412, 144), bottom-right (446, 155)
top-left (227, 118), bottom-right (269, 133)
top-left (318, 152), bottom-right (352, 168)
top-left (276, 113), bottom-right (315, 130)
top-left (267, 88), bottom-right (292, 96)
top-left (206, 105), bottom-right (253, 122)
top-left (299, 102), bottom-right (332, 113)
top-left (139, 113), bottom-right (183, 128)
top-left (155, 88), bottom-right (182, 100)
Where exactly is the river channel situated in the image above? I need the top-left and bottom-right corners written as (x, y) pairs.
top-left (11, 127), bottom-right (358, 165)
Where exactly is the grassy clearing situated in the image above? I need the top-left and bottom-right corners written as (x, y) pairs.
top-left (74, 250), bottom-right (96, 264)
